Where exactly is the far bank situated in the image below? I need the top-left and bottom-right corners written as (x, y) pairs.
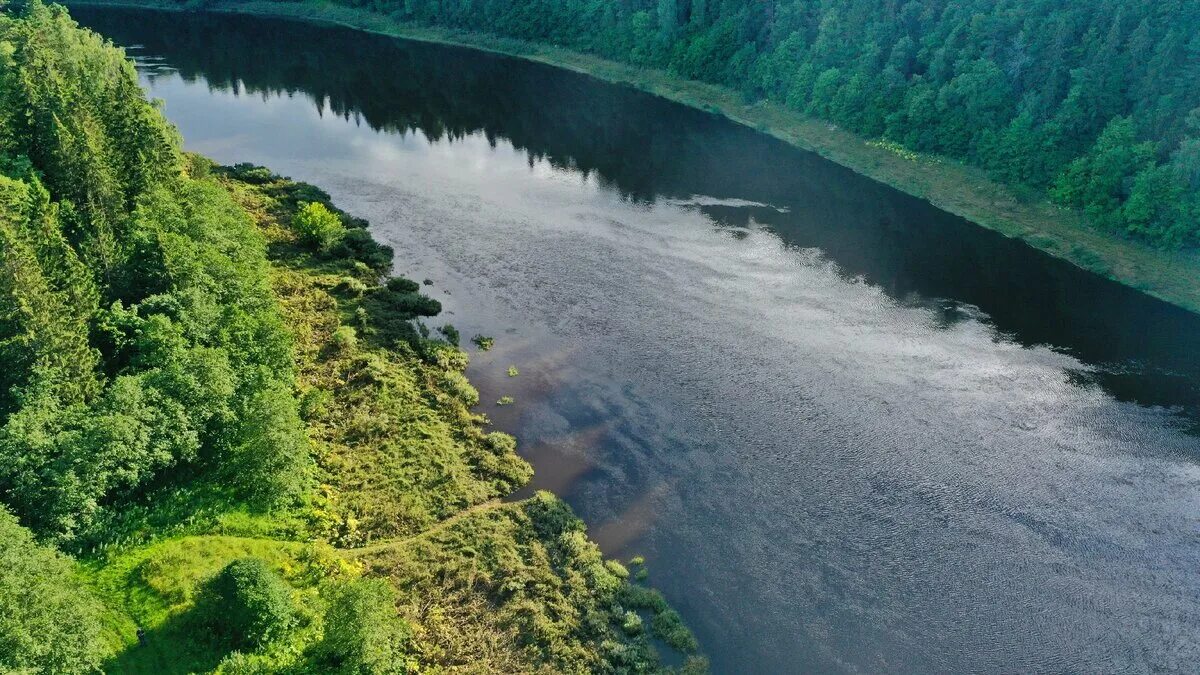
top-left (68, 0), bottom-right (1200, 315)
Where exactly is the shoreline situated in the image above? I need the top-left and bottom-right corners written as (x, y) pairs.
top-left (68, 0), bottom-right (1200, 315)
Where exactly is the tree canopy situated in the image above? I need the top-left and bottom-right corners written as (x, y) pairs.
top-left (321, 0), bottom-right (1200, 247)
top-left (0, 0), bottom-right (310, 542)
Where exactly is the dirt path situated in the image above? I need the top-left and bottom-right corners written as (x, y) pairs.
top-left (341, 499), bottom-right (507, 557)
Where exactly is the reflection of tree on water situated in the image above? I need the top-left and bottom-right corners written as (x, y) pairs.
top-left (77, 7), bottom-right (1200, 421)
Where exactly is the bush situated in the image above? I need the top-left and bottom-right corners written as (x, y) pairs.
top-left (439, 371), bottom-right (479, 406)
top-left (438, 324), bottom-right (460, 345)
top-left (331, 326), bottom-right (358, 352)
top-left (0, 507), bottom-right (107, 674)
top-left (621, 611), bottom-right (643, 636)
top-left (385, 277), bottom-right (420, 293)
top-left (196, 558), bottom-right (297, 649)
top-left (471, 334), bottom-right (494, 351)
top-left (318, 578), bottom-right (411, 674)
top-left (650, 609), bottom-right (698, 653)
top-left (293, 202), bottom-right (346, 251)
top-left (329, 228), bottom-right (394, 272)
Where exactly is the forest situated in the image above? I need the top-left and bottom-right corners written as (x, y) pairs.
top-left (299, 0), bottom-right (1200, 248)
top-left (0, 3), bottom-right (702, 672)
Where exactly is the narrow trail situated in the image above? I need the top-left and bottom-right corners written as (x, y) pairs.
top-left (342, 498), bottom-right (507, 557)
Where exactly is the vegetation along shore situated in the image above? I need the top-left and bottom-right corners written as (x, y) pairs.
top-left (67, 0), bottom-right (1200, 315)
top-left (0, 3), bottom-right (703, 672)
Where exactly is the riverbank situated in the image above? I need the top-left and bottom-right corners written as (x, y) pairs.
top-left (86, 161), bottom-right (705, 672)
top-left (68, 0), bottom-right (1200, 315)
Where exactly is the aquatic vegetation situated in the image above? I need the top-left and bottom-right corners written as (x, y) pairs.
top-left (471, 334), bottom-right (495, 350)
top-left (497, 395), bottom-right (515, 406)
top-left (506, 365), bottom-right (519, 377)
top-left (438, 323), bottom-right (460, 345)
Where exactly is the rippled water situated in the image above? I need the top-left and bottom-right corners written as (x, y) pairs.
top-left (76, 8), bottom-right (1200, 672)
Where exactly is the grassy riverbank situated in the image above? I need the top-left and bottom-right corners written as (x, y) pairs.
top-left (0, 7), bottom-right (701, 669)
top-left (69, 0), bottom-right (1200, 315)
top-left (83, 162), bottom-right (706, 672)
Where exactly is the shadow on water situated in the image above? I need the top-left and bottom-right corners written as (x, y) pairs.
top-left (76, 7), bottom-right (1200, 425)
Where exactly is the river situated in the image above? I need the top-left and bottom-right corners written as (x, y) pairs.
top-left (75, 8), bottom-right (1200, 673)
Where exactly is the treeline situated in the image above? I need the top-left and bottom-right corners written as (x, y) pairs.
top-left (0, 0), bottom-right (311, 543)
top-left (318, 0), bottom-right (1200, 247)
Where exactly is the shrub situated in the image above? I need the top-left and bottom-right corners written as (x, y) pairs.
top-left (496, 395), bottom-right (515, 406)
top-left (318, 578), bottom-right (411, 674)
top-left (299, 388), bottom-right (334, 421)
top-left (439, 371), bottom-right (479, 406)
top-left (650, 609), bottom-right (698, 653)
top-left (621, 611), bottom-right (643, 636)
top-left (471, 334), bottom-right (494, 351)
top-left (506, 365), bottom-right (519, 377)
top-left (438, 324), bottom-right (460, 345)
top-left (196, 558), bottom-right (298, 649)
top-left (331, 326), bottom-right (358, 352)
top-left (385, 277), bottom-right (420, 293)
top-left (293, 201), bottom-right (346, 251)
top-left (604, 560), bottom-right (630, 579)
top-left (0, 507), bottom-right (107, 674)
top-left (329, 229), bottom-right (394, 272)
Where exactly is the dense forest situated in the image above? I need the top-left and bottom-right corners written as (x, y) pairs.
top-left (291, 0), bottom-right (1200, 248)
top-left (0, 3), bottom-right (702, 672)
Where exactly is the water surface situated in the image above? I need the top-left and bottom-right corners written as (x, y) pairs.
top-left (76, 9), bottom-right (1200, 673)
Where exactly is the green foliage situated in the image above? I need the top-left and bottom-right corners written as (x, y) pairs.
top-left (196, 558), bottom-right (297, 649)
top-left (622, 611), bottom-right (644, 636)
top-left (0, 9), bottom-right (701, 673)
top-left (293, 201), bottom-right (346, 251)
top-left (437, 323), bottom-right (460, 345)
top-left (0, 4), bottom-right (311, 543)
top-left (506, 365), bottom-right (519, 377)
top-left (319, 0), bottom-right (1200, 247)
top-left (228, 380), bottom-right (313, 509)
top-left (316, 578), bottom-right (412, 674)
top-left (496, 395), bottom-right (515, 406)
top-left (471, 334), bottom-right (494, 350)
top-left (651, 608), bottom-right (698, 653)
top-left (0, 506), bottom-right (107, 674)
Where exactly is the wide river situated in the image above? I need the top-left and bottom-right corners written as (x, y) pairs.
top-left (78, 8), bottom-right (1200, 673)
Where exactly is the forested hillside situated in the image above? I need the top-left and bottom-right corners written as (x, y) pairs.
top-left (0, 3), bottom-right (701, 672)
top-left (312, 0), bottom-right (1199, 248)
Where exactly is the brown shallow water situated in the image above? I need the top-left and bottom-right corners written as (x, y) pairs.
top-left (77, 8), bottom-right (1200, 673)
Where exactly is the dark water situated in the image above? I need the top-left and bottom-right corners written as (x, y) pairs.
top-left (75, 8), bottom-right (1200, 673)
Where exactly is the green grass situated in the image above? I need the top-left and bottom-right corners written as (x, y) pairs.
top-left (82, 535), bottom-right (316, 673)
top-left (45, 164), bottom-right (704, 672)
top-left (66, 0), bottom-right (1200, 316)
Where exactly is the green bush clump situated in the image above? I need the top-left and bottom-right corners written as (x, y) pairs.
top-left (386, 277), bottom-right (420, 293)
top-left (317, 578), bottom-right (412, 674)
top-left (196, 558), bottom-right (298, 649)
top-left (0, 507), bottom-right (107, 673)
top-left (331, 326), bottom-right (358, 352)
top-left (621, 611), bottom-right (644, 636)
top-left (293, 201), bottom-right (346, 251)
top-left (329, 228), bottom-right (393, 273)
top-left (651, 609), bottom-right (699, 653)
top-left (471, 335), bottom-right (495, 351)
top-left (438, 324), bottom-right (460, 345)
top-left (439, 370), bottom-right (479, 406)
